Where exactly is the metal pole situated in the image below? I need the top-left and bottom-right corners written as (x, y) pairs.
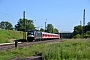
top-left (83, 9), bottom-right (85, 27)
top-left (45, 22), bottom-right (46, 31)
top-left (45, 19), bottom-right (47, 32)
top-left (80, 21), bottom-right (82, 35)
top-left (23, 11), bottom-right (26, 40)
top-left (82, 9), bottom-right (85, 37)
top-left (80, 21), bottom-right (82, 26)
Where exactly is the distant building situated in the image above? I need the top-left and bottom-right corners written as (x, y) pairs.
top-left (60, 31), bottom-right (73, 38)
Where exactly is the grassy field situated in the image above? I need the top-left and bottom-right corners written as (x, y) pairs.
top-left (0, 29), bottom-right (23, 43)
top-left (0, 39), bottom-right (90, 60)
top-left (43, 39), bottom-right (90, 60)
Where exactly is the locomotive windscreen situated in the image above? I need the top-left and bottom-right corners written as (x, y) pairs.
top-left (27, 31), bottom-right (34, 35)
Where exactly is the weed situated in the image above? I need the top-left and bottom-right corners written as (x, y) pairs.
top-left (0, 39), bottom-right (90, 60)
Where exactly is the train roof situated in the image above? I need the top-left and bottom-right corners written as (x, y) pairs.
top-left (27, 30), bottom-right (59, 35)
top-left (42, 32), bottom-right (59, 35)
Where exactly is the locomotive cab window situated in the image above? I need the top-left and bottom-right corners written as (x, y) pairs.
top-left (27, 31), bottom-right (35, 35)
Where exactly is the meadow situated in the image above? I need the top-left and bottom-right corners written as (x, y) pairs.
top-left (0, 29), bottom-right (23, 43)
top-left (0, 39), bottom-right (90, 60)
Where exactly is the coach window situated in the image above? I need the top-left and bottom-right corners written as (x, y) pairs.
top-left (45, 34), bottom-right (47, 37)
top-left (42, 34), bottom-right (44, 37)
top-left (48, 34), bottom-right (50, 37)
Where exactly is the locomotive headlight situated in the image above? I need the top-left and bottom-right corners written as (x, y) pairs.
top-left (28, 35), bottom-right (34, 37)
top-left (31, 35), bottom-right (34, 37)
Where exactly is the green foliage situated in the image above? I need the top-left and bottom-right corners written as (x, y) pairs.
top-left (73, 25), bottom-right (83, 36)
top-left (40, 28), bottom-right (45, 32)
top-left (46, 24), bottom-right (59, 33)
top-left (73, 34), bottom-right (82, 38)
top-left (85, 22), bottom-right (90, 33)
top-left (83, 31), bottom-right (90, 38)
top-left (73, 22), bottom-right (90, 38)
top-left (15, 19), bottom-right (35, 32)
top-left (0, 21), bottom-right (13, 30)
top-left (0, 29), bottom-right (23, 43)
top-left (46, 24), bottom-right (54, 33)
top-left (53, 28), bottom-right (59, 33)
top-left (43, 39), bottom-right (90, 60)
top-left (0, 39), bottom-right (90, 60)
top-left (86, 31), bottom-right (90, 35)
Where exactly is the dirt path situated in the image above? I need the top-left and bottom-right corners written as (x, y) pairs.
top-left (10, 53), bottom-right (42, 60)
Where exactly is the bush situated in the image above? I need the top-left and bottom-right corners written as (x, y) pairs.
top-left (73, 34), bottom-right (82, 38)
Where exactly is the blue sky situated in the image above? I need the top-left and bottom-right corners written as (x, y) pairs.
top-left (0, 0), bottom-right (90, 32)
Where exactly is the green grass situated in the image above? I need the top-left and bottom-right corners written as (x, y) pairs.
top-left (0, 29), bottom-right (23, 43)
top-left (0, 45), bottom-right (44, 60)
top-left (0, 39), bottom-right (90, 60)
top-left (42, 39), bottom-right (90, 60)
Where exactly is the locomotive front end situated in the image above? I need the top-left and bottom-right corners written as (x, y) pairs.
top-left (27, 30), bottom-right (35, 42)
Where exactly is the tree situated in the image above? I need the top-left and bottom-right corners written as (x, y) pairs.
top-left (46, 24), bottom-right (54, 33)
top-left (0, 21), bottom-right (13, 30)
top-left (84, 22), bottom-right (90, 33)
top-left (85, 31), bottom-right (90, 38)
top-left (15, 19), bottom-right (35, 31)
top-left (40, 28), bottom-right (45, 32)
top-left (73, 34), bottom-right (82, 38)
top-left (53, 28), bottom-right (59, 33)
top-left (73, 25), bottom-right (83, 36)
top-left (73, 22), bottom-right (90, 38)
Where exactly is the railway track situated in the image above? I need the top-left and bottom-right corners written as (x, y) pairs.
top-left (0, 39), bottom-right (64, 52)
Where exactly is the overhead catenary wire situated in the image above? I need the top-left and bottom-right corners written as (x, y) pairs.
top-left (0, 4), bottom-right (84, 19)
top-left (0, 12), bottom-right (19, 19)
top-left (50, 10), bottom-right (84, 18)
top-left (0, 6), bottom-right (83, 21)
top-left (0, 5), bottom-right (84, 29)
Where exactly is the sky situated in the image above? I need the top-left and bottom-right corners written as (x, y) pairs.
top-left (0, 0), bottom-right (90, 32)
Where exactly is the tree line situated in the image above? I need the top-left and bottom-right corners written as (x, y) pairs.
top-left (73, 22), bottom-right (90, 38)
top-left (0, 18), bottom-right (90, 38)
top-left (0, 18), bottom-right (59, 33)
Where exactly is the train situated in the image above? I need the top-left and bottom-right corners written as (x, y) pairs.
top-left (27, 30), bottom-right (60, 42)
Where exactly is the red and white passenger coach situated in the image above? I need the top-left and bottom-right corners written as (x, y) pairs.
top-left (42, 32), bottom-right (60, 39)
